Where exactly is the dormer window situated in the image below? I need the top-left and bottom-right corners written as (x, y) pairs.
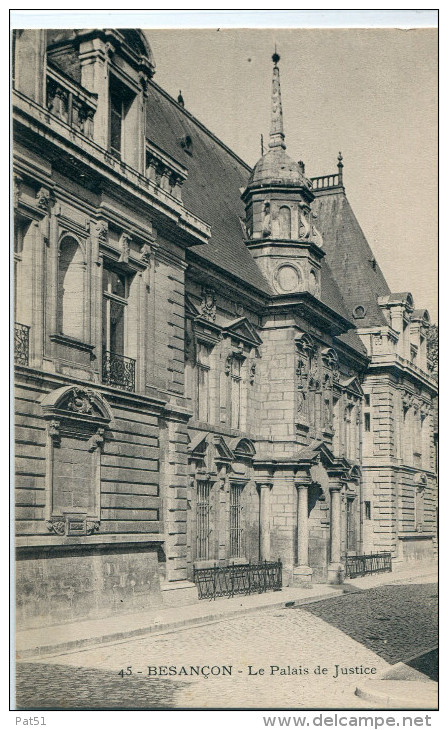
top-left (109, 75), bottom-right (135, 161)
top-left (110, 87), bottom-right (123, 158)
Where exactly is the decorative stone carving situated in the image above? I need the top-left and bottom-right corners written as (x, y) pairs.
top-left (139, 71), bottom-right (148, 94)
top-left (95, 220), bottom-right (108, 241)
top-left (36, 187), bottom-right (51, 212)
top-left (86, 520), bottom-right (100, 534)
top-left (250, 363), bottom-right (256, 384)
top-left (200, 287), bottom-right (217, 321)
top-left (13, 173), bottom-right (22, 209)
top-left (401, 390), bottom-right (413, 410)
top-left (140, 243), bottom-right (152, 265)
top-left (46, 519), bottom-right (66, 536)
top-left (88, 428), bottom-right (105, 452)
top-left (65, 387), bottom-right (95, 415)
top-left (262, 201), bottom-right (271, 237)
top-left (225, 353), bottom-right (232, 375)
top-left (323, 397), bottom-right (332, 426)
top-left (119, 233), bottom-right (132, 263)
top-left (297, 390), bottom-right (306, 414)
top-left (299, 203), bottom-right (311, 239)
top-left (48, 419), bottom-right (61, 445)
top-left (310, 212), bottom-right (323, 247)
top-left (421, 401), bottom-right (431, 417)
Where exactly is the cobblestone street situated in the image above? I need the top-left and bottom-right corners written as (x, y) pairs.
top-left (15, 582), bottom-right (437, 710)
top-left (300, 583), bottom-right (438, 665)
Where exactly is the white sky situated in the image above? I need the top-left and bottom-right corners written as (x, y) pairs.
top-left (147, 27), bottom-right (438, 322)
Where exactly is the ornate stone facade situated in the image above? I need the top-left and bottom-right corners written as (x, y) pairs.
top-left (13, 30), bottom-right (437, 629)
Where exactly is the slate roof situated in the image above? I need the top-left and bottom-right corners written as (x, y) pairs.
top-left (44, 48), bottom-right (368, 355)
top-left (146, 81), bottom-right (272, 295)
top-left (145, 82), bottom-right (367, 357)
top-left (312, 191), bottom-right (391, 328)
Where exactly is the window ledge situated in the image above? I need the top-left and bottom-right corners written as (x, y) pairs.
top-left (50, 333), bottom-right (95, 354)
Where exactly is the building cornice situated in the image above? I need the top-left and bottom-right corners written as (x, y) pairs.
top-left (13, 90), bottom-right (211, 249)
top-left (367, 354), bottom-right (437, 394)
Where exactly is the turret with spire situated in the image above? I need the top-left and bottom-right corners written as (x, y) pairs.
top-left (241, 51), bottom-right (324, 299)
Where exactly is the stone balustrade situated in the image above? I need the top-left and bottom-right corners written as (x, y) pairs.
top-left (46, 67), bottom-right (97, 140)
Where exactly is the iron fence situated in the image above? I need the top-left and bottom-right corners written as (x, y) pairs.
top-left (194, 559), bottom-right (282, 600)
top-left (102, 349), bottom-right (135, 392)
top-left (345, 552), bottom-right (392, 579)
top-left (14, 322), bottom-right (30, 366)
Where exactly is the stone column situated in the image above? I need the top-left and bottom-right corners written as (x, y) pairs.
top-left (293, 479), bottom-right (313, 583)
top-left (328, 484), bottom-right (343, 583)
top-left (257, 482), bottom-right (273, 561)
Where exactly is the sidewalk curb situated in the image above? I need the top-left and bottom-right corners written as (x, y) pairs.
top-left (17, 588), bottom-right (343, 661)
top-left (342, 568), bottom-right (438, 592)
top-left (355, 654), bottom-right (438, 709)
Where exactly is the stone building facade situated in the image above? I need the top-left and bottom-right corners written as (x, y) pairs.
top-left (13, 29), bottom-right (437, 630)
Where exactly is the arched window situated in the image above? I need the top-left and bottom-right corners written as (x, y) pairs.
top-left (58, 236), bottom-right (84, 340)
top-left (278, 206), bottom-right (291, 239)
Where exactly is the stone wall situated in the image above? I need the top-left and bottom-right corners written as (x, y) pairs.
top-left (16, 544), bottom-right (163, 628)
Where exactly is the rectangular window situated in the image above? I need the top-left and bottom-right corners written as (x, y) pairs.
top-left (102, 267), bottom-right (127, 356)
top-left (230, 484), bottom-right (244, 558)
top-left (101, 265), bottom-right (135, 392)
top-left (109, 75), bottom-right (135, 163)
top-left (230, 357), bottom-right (242, 430)
top-left (109, 89), bottom-right (123, 158)
top-left (196, 342), bottom-right (211, 422)
top-left (364, 412), bottom-right (371, 432)
top-left (346, 498), bottom-right (357, 552)
top-left (364, 394), bottom-right (370, 407)
top-left (196, 480), bottom-right (212, 560)
top-left (364, 500), bottom-right (371, 520)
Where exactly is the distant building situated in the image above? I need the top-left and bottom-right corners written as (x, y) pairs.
top-left (13, 29), bottom-right (437, 629)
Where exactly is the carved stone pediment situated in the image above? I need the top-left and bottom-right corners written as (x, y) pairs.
top-left (41, 385), bottom-right (113, 425)
top-left (223, 317), bottom-right (262, 348)
top-left (340, 376), bottom-right (364, 399)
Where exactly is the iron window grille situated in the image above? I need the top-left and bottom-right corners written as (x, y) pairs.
top-left (230, 483), bottom-right (244, 558)
top-left (14, 322), bottom-right (30, 366)
top-left (196, 479), bottom-right (212, 560)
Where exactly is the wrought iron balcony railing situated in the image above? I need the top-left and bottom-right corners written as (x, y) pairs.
top-left (46, 67), bottom-right (97, 140)
top-left (102, 350), bottom-right (135, 392)
top-left (14, 322), bottom-right (30, 366)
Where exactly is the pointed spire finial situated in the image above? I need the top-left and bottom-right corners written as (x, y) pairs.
top-left (177, 90), bottom-right (184, 107)
top-left (269, 47), bottom-right (286, 150)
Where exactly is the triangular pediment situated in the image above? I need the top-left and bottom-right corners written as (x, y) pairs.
top-left (340, 376), bottom-right (364, 397)
top-left (213, 435), bottom-right (234, 461)
top-left (224, 317), bottom-right (262, 347)
top-left (188, 432), bottom-right (209, 457)
top-left (297, 440), bottom-right (335, 467)
top-left (185, 294), bottom-right (201, 318)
